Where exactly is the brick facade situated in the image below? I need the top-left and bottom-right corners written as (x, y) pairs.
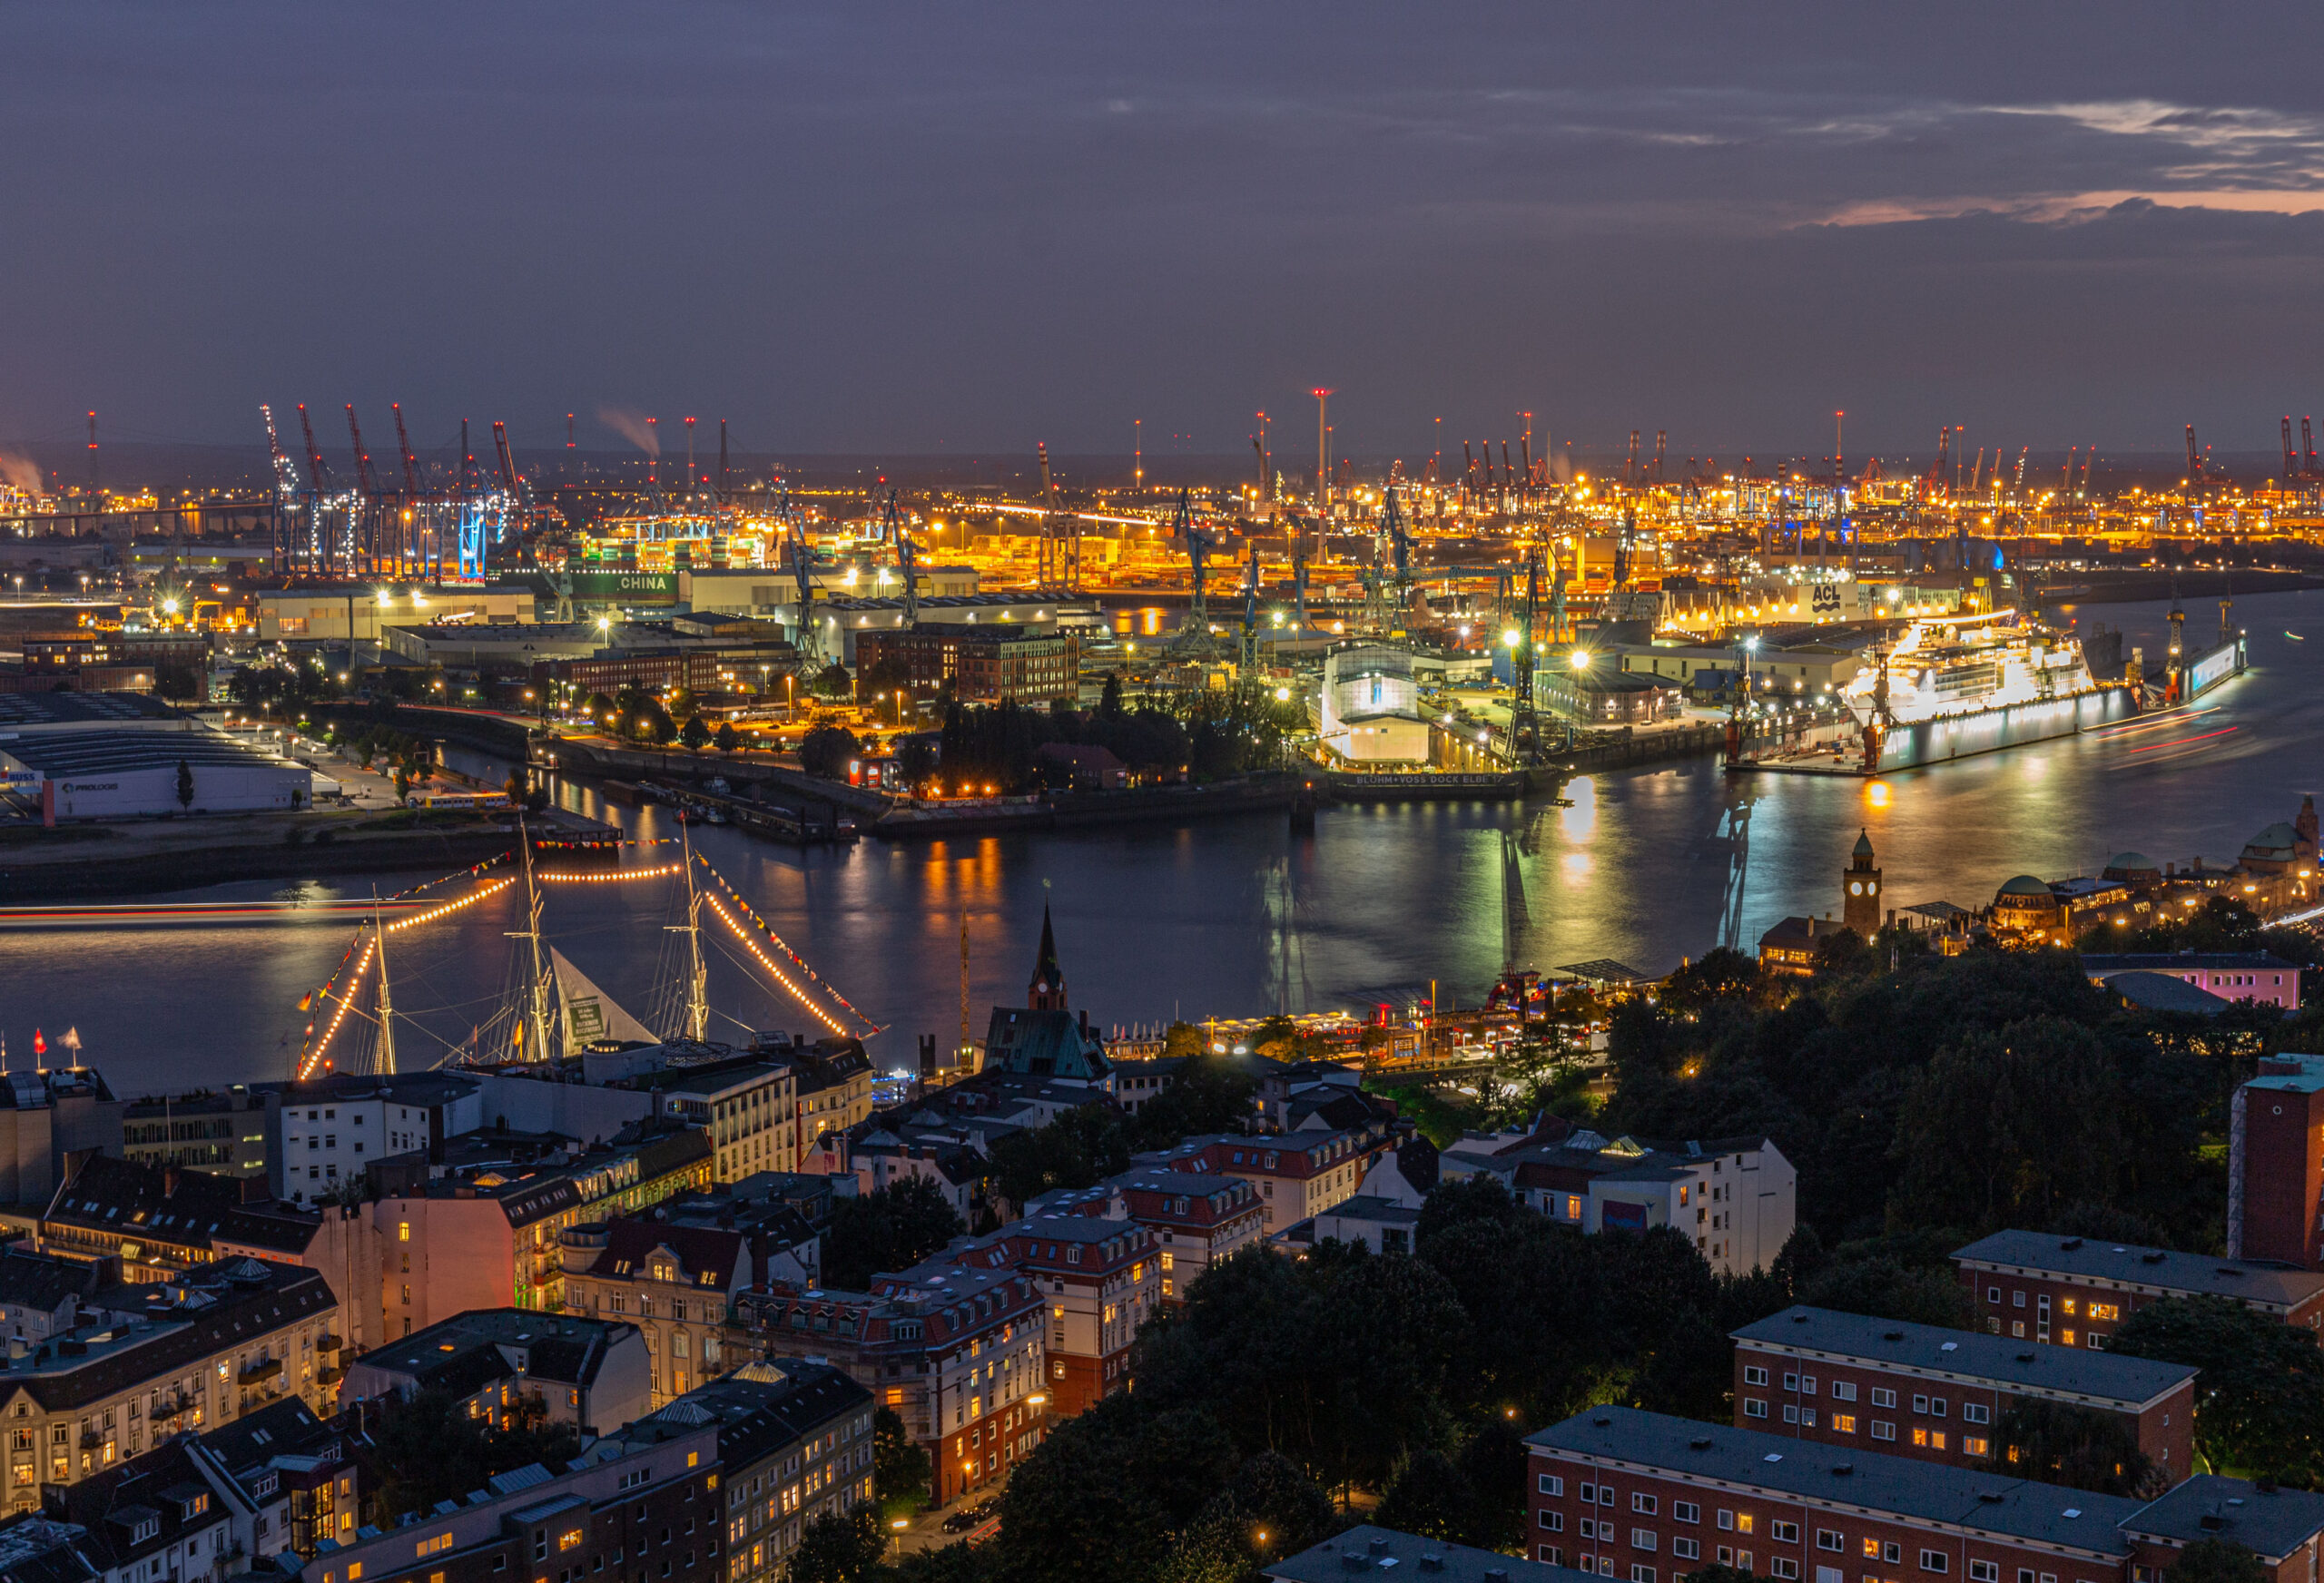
top-left (1954, 1232), bottom-right (2324, 1348)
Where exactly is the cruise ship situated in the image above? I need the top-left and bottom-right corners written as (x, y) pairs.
top-left (1837, 610), bottom-right (2132, 771)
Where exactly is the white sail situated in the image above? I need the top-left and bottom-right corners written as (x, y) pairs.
top-left (550, 949), bottom-right (660, 1048)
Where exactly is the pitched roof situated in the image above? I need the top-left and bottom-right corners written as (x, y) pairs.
top-left (584, 1221), bottom-right (750, 1291)
top-left (1953, 1230), bottom-right (2324, 1311)
top-left (1267, 1525), bottom-right (1599, 1583)
top-left (1730, 1305), bottom-right (2196, 1409)
top-left (2122, 1475), bottom-right (2324, 1564)
top-left (1529, 1406), bottom-right (2144, 1559)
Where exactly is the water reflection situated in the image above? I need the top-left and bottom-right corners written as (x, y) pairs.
top-left (4, 592), bottom-right (2319, 1096)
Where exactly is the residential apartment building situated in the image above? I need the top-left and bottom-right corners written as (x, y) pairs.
top-left (296, 1414), bottom-right (722, 1583)
top-left (37, 1155), bottom-right (386, 1352)
top-left (561, 1212), bottom-right (818, 1407)
top-left (0, 1436), bottom-right (236, 1583)
top-left (1730, 1306), bottom-right (2197, 1485)
top-left (339, 1308), bottom-right (650, 1436)
top-left (257, 1073), bottom-right (484, 1206)
top-left (1953, 1230), bottom-right (2324, 1345)
top-left (1269, 1525), bottom-right (1601, 1583)
top-left (732, 1260), bottom-right (1047, 1509)
top-left (121, 1087), bottom-right (268, 1177)
top-left (1526, 1406), bottom-right (2324, 1583)
top-left (0, 1067), bottom-right (123, 1210)
top-left (0, 1254), bottom-right (339, 1505)
top-left (374, 1127), bottom-right (713, 1336)
top-left (680, 1362), bottom-right (874, 1583)
top-left (770, 1038), bottom-right (875, 1163)
top-left (2229, 1052), bottom-right (2324, 1269)
top-left (1114, 1168), bottom-right (1265, 1301)
top-left (969, 1215), bottom-right (1162, 1415)
top-left (1441, 1123), bottom-right (1797, 1277)
top-left (185, 1395), bottom-right (372, 1559)
top-left (624, 1059), bottom-right (799, 1183)
top-left (1137, 1126), bottom-right (1392, 1234)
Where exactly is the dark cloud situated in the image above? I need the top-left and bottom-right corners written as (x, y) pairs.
top-left (5, 3), bottom-right (2324, 460)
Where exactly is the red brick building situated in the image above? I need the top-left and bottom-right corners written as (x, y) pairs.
top-left (1526, 1408), bottom-right (2324, 1583)
top-left (967, 1216), bottom-right (1162, 1416)
top-left (852, 622), bottom-right (1078, 703)
top-left (1136, 1126), bottom-right (1394, 1237)
top-left (2230, 1053), bottom-right (2324, 1269)
top-left (730, 1263), bottom-right (1046, 1510)
top-left (1114, 1167), bottom-right (1265, 1303)
top-left (1730, 1306), bottom-right (2197, 1487)
top-left (1953, 1231), bottom-right (2324, 1345)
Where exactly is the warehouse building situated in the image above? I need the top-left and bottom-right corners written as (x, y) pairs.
top-left (0, 693), bottom-right (314, 821)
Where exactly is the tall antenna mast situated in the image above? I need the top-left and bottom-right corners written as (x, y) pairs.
top-left (669, 819), bottom-right (710, 1043)
top-left (958, 915), bottom-right (970, 1072)
top-left (372, 897), bottom-right (399, 1077)
top-left (509, 816), bottom-right (555, 1061)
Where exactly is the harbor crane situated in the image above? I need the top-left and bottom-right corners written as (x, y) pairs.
top-left (882, 489), bottom-right (921, 624)
top-left (1036, 441), bottom-right (1079, 593)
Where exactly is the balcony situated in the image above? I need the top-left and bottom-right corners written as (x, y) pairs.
top-left (239, 1359), bottom-right (283, 1386)
top-left (316, 1333), bottom-right (342, 1353)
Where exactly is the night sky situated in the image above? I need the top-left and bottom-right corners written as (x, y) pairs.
top-left (7, 4), bottom-right (2324, 464)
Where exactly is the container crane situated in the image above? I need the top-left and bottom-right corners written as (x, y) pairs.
top-left (2185, 424), bottom-right (2205, 484)
top-left (1625, 430), bottom-right (1640, 487)
top-left (345, 406), bottom-right (379, 499)
top-left (1924, 427), bottom-right (1951, 497)
top-left (2285, 417), bottom-right (2299, 481)
top-left (783, 488), bottom-right (822, 664)
top-left (1036, 441), bottom-right (1078, 593)
top-left (1651, 430), bottom-right (1667, 485)
top-left (390, 404), bottom-right (421, 497)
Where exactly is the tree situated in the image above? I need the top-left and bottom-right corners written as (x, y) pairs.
top-left (1985, 1398), bottom-right (2154, 1496)
top-left (174, 759), bottom-right (194, 811)
top-left (897, 733), bottom-right (939, 787)
top-left (369, 1387), bottom-right (583, 1520)
top-left (995, 1396), bottom-right (1236, 1583)
top-left (823, 1178), bottom-right (968, 1291)
top-left (2162, 1540), bottom-right (2269, 1583)
top-left (809, 662), bottom-right (855, 700)
top-left (1372, 1449), bottom-right (1475, 1542)
top-left (680, 713), bottom-right (712, 750)
top-left (2107, 1295), bottom-right (2324, 1483)
top-left (873, 1406), bottom-right (931, 1518)
top-left (791, 1509), bottom-right (886, 1583)
top-left (154, 662), bottom-right (202, 702)
top-left (585, 692), bottom-right (615, 725)
top-left (988, 1105), bottom-right (1130, 1209)
top-left (665, 685), bottom-right (697, 721)
top-left (715, 721), bottom-right (741, 752)
top-left (800, 723), bottom-right (861, 781)
top-left (1888, 1018), bottom-right (2128, 1235)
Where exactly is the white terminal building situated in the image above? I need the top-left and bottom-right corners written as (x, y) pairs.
top-left (1318, 644), bottom-right (1432, 764)
top-left (0, 693), bottom-right (320, 821)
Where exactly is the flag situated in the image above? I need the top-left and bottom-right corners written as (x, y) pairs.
top-left (296, 990), bottom-right (315, 1013)
top-left (31, 1030), bottom-right (44, 1058)
top-left (61, 1028), bottom-right (79, 1054)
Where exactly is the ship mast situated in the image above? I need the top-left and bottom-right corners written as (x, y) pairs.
top-left (372, 896), bottom-right (399, 1077)
top-left (509, 815), bottom-right (556, 1062)
top-left (669, 817), bottom-right (710, 1044)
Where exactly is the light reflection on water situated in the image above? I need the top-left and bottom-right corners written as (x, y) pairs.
top-left (4, 591), bottom-right (2320, 1096)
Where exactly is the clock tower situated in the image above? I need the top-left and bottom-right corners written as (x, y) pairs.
top-left (1844, 829), bottom-right (1882, 937)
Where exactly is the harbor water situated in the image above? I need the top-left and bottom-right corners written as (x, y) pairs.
top-left (4, 590), bottom-right (2319, 1097)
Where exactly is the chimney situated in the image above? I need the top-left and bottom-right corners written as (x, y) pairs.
top-left (162, 1165), bottom-right (181, 1199)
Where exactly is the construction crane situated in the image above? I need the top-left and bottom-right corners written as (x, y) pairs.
top-left (891, 504), bottom-right (921, 625)
top-left (1238, 556), bottom-right (1263, 674)
top-left (782, 488), bottom-right (821, 664)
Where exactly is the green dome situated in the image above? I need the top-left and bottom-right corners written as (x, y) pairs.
top-left (2244, 821), bottom-right (2301, 856)
top-left (1996, 874), bottom-right (2053, 898)
top-left (2104, 851), bottom-right (2156, 873)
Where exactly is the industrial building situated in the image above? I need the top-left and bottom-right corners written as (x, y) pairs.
top-left (1319, 644), bottom-right (1431, 762)
top-left (0, 692), bottom-right (315, 821)
top-left (255, 583), bottom-right (537, 641)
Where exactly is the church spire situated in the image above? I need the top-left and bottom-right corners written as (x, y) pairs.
top-left (1028, 904), bottom-right (1068, 1010)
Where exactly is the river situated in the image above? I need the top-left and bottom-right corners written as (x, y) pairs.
top-left (5, 589), bottom-right (2319, 1098)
